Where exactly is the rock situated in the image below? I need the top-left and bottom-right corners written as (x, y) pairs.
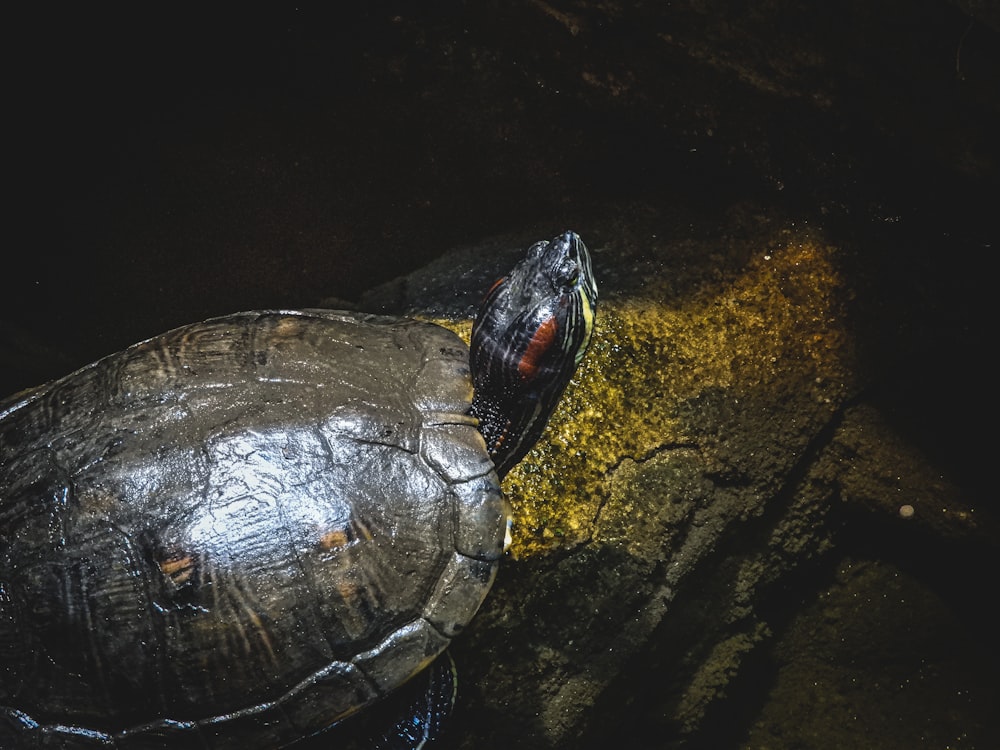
top-left (327, 202), bottom-right (997, 748)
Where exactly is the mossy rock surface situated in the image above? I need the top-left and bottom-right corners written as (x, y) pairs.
top-left (352, 204), bottom-right (994, 748)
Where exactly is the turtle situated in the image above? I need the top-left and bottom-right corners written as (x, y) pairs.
top-left (0, 230), bottom-right (597, 749)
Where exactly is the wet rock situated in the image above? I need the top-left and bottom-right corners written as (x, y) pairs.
top-left (336, 200), bottom-right (996, 748)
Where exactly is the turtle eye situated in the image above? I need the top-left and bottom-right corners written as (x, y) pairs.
top-left (557, 259), bottom-right (580, 289)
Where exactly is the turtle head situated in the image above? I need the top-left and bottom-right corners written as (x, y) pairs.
top-left (470, 231), bottom-right (597, 479)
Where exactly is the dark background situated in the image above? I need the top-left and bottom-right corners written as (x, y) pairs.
top-left (6, 3), bottom-right (994, 400)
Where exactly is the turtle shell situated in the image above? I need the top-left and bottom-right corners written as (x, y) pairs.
top-left (0, 309), bottom-right (509, 749)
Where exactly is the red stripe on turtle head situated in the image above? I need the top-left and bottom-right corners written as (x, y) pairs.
top-left (517, 315), bottom-right (558, 381)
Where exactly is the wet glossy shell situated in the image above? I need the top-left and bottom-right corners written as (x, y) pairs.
top-left (0, 309), bottom-right (509, 749)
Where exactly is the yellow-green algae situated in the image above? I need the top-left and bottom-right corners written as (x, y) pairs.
top-left (436, 225), bottom-right (855, 559)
